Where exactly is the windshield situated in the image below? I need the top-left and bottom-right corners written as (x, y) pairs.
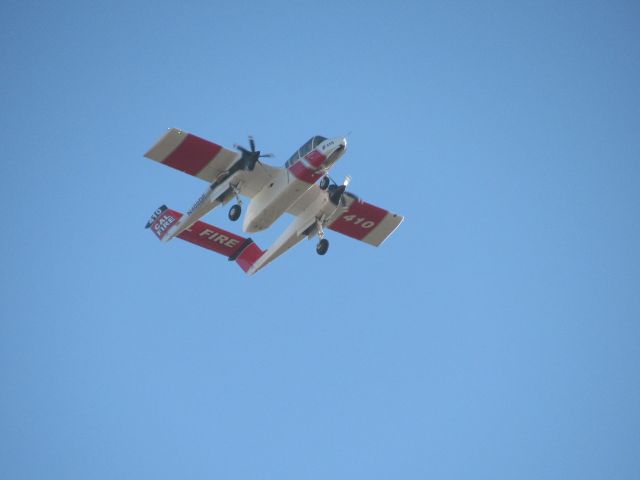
top-left (285, 136), bottom-right (327, 167)
top-left (312, 136), bottom-right (327, 148)
top-left (299, 138), bottom-right (313, 157)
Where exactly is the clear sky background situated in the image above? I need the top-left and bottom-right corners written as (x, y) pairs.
top-left (2, 1), bottom-right (639, 478)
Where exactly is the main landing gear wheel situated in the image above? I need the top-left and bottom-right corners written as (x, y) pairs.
top-left (319, 176), bottom-right (330, 190)
top-left (228, 204), bottom-right (242, 221)
top-left (316, 238), bottom-right (329, 255)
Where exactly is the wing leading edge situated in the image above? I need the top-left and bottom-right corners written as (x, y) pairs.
top-left (145, 128), bottom-right (240, 182)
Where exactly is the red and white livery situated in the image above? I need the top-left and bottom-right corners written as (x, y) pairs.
top-left (144, 128), bottom-right (403, 274)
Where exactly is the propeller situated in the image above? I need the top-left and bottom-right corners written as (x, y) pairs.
top-left (235, 135), bottom-right (273, 171)
top-left (328, 175), bottom-right (356, 207)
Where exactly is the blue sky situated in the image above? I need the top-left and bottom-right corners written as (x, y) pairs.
top-left (2, 1), bottom-right (639, 478)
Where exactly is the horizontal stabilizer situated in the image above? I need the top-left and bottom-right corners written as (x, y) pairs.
top-left (146, 206), bottom-right (264, 273)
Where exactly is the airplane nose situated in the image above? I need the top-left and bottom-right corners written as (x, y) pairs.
top-left (333, 137), bottom-right (347, 152)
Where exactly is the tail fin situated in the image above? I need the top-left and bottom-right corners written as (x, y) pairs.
top-left (145, 205), bottom-right (173, 240)
top-left (146, 206), bottom-right (264, 274)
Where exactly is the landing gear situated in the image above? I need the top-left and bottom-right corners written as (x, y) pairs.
top-left (228, 183), bottom-right (243, 221)
top-left (319, 176), bottom-right (330, 190)
top-left (316, 238), bottom-right (329, 255)
top-left (228, 204), bottom-right (241, 221)
top-left (313, 217), bottom-right (329, 255)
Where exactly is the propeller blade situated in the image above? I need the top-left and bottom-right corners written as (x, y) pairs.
top-left (342, 175), bottom-right (352, 187)
top-left (236, 136), bottom-right (271, 170)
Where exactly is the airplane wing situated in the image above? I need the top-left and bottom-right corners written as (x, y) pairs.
top-left (326, 195), bottom-right (404, 246)
top-left (145, 128), bottom-right (240, 182)
top-left (288, 184), bottom-right (404, 246)
top-left (144, 128), bottom-right (280, 196)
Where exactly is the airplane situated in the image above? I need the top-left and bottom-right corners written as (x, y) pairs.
top-left (144, 128), bottom-right (404, 275)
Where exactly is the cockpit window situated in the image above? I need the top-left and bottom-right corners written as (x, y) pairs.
top-left (285, 136), bottom-right (327, 168)
top-left (299, 138), bottom-right (314, 158)
top-left (312, 136), bottom-right (327, 148)
top-left (285, 152), bottom-right (299, 168)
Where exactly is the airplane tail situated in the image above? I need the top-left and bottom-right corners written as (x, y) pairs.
top-left (145, 205), bottom-right (264, 274)
top-left (145, 205), bottom-right (173, 240)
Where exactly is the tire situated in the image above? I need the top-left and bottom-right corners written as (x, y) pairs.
top-left (319, 176), bottom-right (330, 190)
top-left (229, 204), bottom-right (242, 221)
top-left (316, 238), bottom-right (329, 255)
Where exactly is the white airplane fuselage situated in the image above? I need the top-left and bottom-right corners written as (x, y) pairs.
top-left (243, 136), bottom-right (347, 233)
